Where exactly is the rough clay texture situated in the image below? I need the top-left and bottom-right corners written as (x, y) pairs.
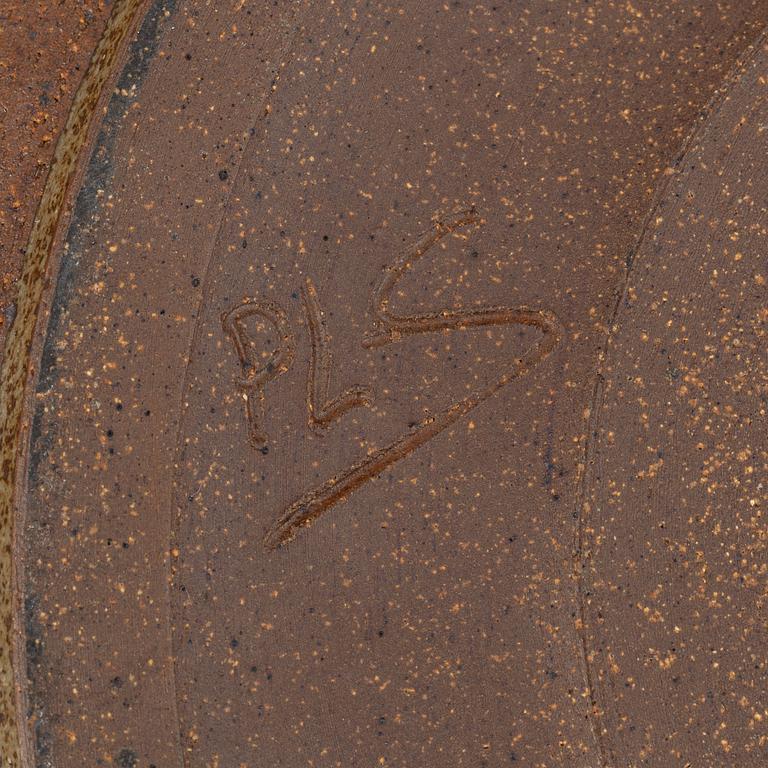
top-left (0, 2), bottom-right (116, 765)
top-left (0, 1), bottom-right (111, 349)
top-left (8, 2), bottom-right (768, 768)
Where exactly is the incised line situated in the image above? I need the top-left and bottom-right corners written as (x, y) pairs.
top-left (302, 277), bottom-right (373, 431)
top-left (363, 209), bottom-right (519, 347)
top-left (264, 210), bottom-right (562, 549)
top-left (221, 300), bottom-right (294, 446)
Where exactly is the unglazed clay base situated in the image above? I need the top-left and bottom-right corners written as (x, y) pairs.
top-left (2, 2), bottom-right (767, 766)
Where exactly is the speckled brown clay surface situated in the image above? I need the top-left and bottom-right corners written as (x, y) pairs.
top-left (582, 43), bottom-right (768, 764)
top-left (1, 2), bottom-right (147, 764)
top-left (0, 1), bottom-right (112, 352)
top-left (5, 1), bottom-right (768, 767)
